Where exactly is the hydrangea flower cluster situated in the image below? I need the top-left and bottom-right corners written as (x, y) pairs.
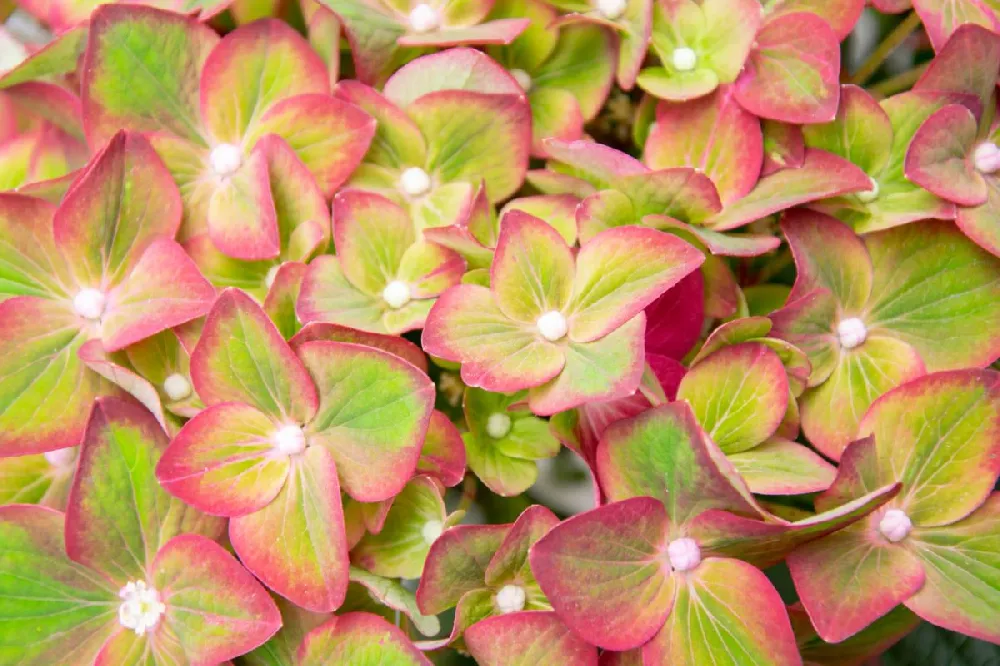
top-left (1, 0), bottom-right (999, 664)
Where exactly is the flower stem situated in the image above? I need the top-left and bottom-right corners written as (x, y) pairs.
top-left (869, 63), bottom-right (929, 97)
top-left (850, 11), bottom-right (922, 86)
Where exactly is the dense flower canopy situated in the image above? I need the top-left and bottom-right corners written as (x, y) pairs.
top-left (0, 0), bottom-right (999, 664)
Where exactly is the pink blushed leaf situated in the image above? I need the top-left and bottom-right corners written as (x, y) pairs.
top-left (53, 130), bottom-right (182, 287)
top-left (382, 47), bottom-right (525, 108)
top-left (0, 505), bottom-right (118, 665)
top-left (734, 12), bottom-right (840, 124)
top-left (644, 88), bottom-right (763, 206)
top-left (422, 284), bottom-right (566, 393)
top-left (904, 104), bottom-right (985, 206)
top-left (465, 611), bottom-right (599, 665)
top-left (419, 410), bottom-right (467, 487)
top-left (397, 19), bottom-right (531, 47)
top-left (250, 94), bottom-right (376, 197)
top-left (642, 558), bottom-right (801, 666)
top-left (290, 322), bottom-right (429, 373)
top-left (156, 402), bottom-right (291, 517)
top-left (78, 340), bottom-right (171, 432)
top-left (66, 397), bottom-right (224, 584)
top-left (0, 296), bottom-right (110, 456)
top-left (297, 612), bottom-right (431, 665)
top-left (192, 288), bottom-right (319, 422)
top-left (297, 340), bottom-right (435, 502)
top-left (102, 238), bottom-right (216, 352)
top-left (914, 24), bottom-right (1000, 107)
top-left (787, 524), bottom-right (926, 644)
top-left (417, 523), bottom-right (511, 614)
top-left (152, 534), bottom-right (282, 662)
top-left (529, 497), bottom-right (674, 651)
top-left (491, 210), bottom-right (575, 323)
top-left (707, 150), bottom-right (871, 231)
top-left (207, 144), bottom-right (281, 261)
top-left (199, 19), bottom-right (329, 144)
top-left (229, 445), bottom-right (350, 612)
top-left (568, 227), bottom-right (704, 343)
top-left (644, 270), bottom-right (704, 361)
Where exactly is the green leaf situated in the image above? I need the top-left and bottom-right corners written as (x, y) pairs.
top-left (0, 505), bottom-right (117, 666)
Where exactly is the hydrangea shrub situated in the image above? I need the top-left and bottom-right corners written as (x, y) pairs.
top-left (0, 0), bottom-right (999, 664)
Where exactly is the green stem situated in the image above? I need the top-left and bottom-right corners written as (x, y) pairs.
top-left (869, 63), bottom-right (929, 97)
top-left (457, 474), bottom-right (478, 513)
top-left (850, 11), bottom-right (922, 86)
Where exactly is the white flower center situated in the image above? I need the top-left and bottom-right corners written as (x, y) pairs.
top-left (511, 69), bottom-right (532, 92)
top-left (421, 520), bottom-right (443, 543)
top-left (73, 288), bottom-right (106, 320)
top-left (408, 4), bottom-right (440, 33)
top-left (494, 584), bottom-right (525, 614)
top-left (878, 508), bottom-right (912, 543)
top-left (671, 47), bottom-right (697, 72)
top-left (837, 317), bottom-right (867, 350)
top-left (486, 412), bottom-right (512, 439)
top-left (162, 374), bottom-right (192, 402)
top-left (399, 167), bottom-right (432, 197)
top-left (43, 447), bottom-right (77, 468)
top-left (118, 580), bottom-right (166, 636)
top-left (209, 143), bottom-right (242, 178)
top-left (973, 141), bottom-right (1000, 174)
top-left (536, 310), bottom-right (567, 342)
top-left (595, 0), bottom-right (627, 19)
top-left (667, 537), bottom-right (701, 572)
top-left (857, 178), bottom-right (880, 203)
top-left (264, 265), bottom-right (280, 290)
top-left (382, 280), bottom-right (412, 309)
top-left (273, 424), bottom-right (306, 456)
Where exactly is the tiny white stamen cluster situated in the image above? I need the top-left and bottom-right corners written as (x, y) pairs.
top-left (163, 373), bottom-right (192, 401)
top-left (837, 317), bottom-right (867, 350)
top-left (536, 310), bottom-right (568, 342)
top-left (118, 580), bottom-right (166, 636)
top-left (857, 178), bottom-right (880, 203)
top-left (511, 69), bottom-right (533, 92)
top-left (73, 288), bottom-right (106, 321)
top-left (422, 520), bottom-right (443, 544)
top-left (486, 412), bottom-right (512, 439)
top-left (595, 0), bottom-right (627, 19)
top-left (43, 447), bottom-right (77, 468)
top-left (273, 424), bottom-right (306, 456)
top-left (382, 280), bottom-right (412, 309)
top-left (671, 47), bottom-right (698, 72)
top-left (878, 509), bottom-right (912, 543)
top-left (667, 537), bottom-right (701, 572)
top-left (209, 143), bottom-right (242, 178)
top-left (494, 584), bottom-right (526, 614)
top-left (973, 142), bottom-right (1000, 174)
top-left (399, 166), bottom-right (432, 197)
top-left (408, 4), bottom-right (440, 33)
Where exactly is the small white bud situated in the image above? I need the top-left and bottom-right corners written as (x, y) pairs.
top-left (273, 424), bottom-right (306, 456)
top-left (399, 167), bottom-right (432, 197)
top-left (408, 4), bottom-right (440, 33)
top-left (857, 178), bottom-right (880, 203)
top-left (421, 520), bottom-right (443, 544)
top-left (973, 142), bottom-right (1000, 174)
top-left (485, 412), bottom-right (512, 439)
top-left (382, 280), bottom-right (412, 309)
top-left (73, 288), bottom-right (106, 320)
top-left (667, 537), bottom-right (701, 572)
top-left (43, 447), bottom-right (77, 469)
top-left (595, 0), bottom-right (627, 19)
top-left (118, 580), bottom-right (166, 636)
top-left (671, 47), bottom-right (698, 72)
top-left (837, 317), bottom-right (867, 350)
top-left (209, 143), bottom-right (242, 178)
top-left (162, 374), bottom-right (192, 402)
top-left (536, 310), bottom-right (568, 342)
top-left (494, 584), bottom-right (526, 614)
top-left (511, 69), bottom-right (532, 92)
top-left (878, 509), bottom-right (912, 543)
